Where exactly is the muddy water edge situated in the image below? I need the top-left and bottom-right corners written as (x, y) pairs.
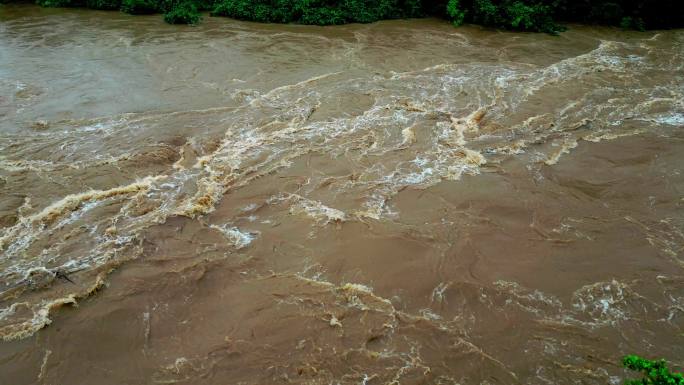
top-left (1, 4), bottom-right (683, 384)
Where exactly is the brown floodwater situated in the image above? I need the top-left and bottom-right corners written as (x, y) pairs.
top-left (1, 4), bottom-right (683, 384)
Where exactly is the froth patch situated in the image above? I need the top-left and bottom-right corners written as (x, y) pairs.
top-left (457, 148), bottom-right (487, 166)
top-left (0, 271), bottom-right (109, 341)
top-left (0, 176), bottom-right (163, 251)
top-left (0, 296), bottom-right (76, 341)
top-left (544, 140), bottom-right (578, 166)
top-left (210, 224), bottom-right (258, 249)
top-left (289, 197), bottom-right (347, 225)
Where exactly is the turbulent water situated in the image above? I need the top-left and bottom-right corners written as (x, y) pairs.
top-left (1, 4), bottom-right (683, 384)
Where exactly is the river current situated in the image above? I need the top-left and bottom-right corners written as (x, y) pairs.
top-left (0, 4), bottom-right (683, 384)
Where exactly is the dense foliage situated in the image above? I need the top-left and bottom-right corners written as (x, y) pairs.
top-left (32, 0), bottom-right (210, 24)
top-left (623, 355), bottom-right (684, 385)
top-left (3, 0), bottom-right (684, 31)
top-left (437, 0), bottom-right (683, 33)
top-left (212, 0), bottom-right (424, 25)
top-left (442, 0), bottom-right (561, 33)
top-left (162, 0), bottom-right (202, 23)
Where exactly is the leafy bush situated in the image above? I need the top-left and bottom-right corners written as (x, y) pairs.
top-left (35, 0), bottom-right (82, 7)
top-left (554, 0), bottom-right (682, 29)
top-left (446, 0), bottom-right (466, 26)
top-left (297, 6), bottom-right (346, 25)
top-left (86, 0), bottom-right (121, 10)
top-left (623, 355), bottom-right (684, 385)
top-left (212, 0), bottom-right (425, 25)
top-left (620, 16), bottom-right (645, 31)
top-left (212, 0), bottom-right (294, 23)
top-left (443, 0), bottom-right (563, 33)
top-left (440, 0), bottom-right (683, 31)
top-left (121, 0), bottom-right (158, 14)
top-left (504, 1), bottom-right (559, 32)
top-left (163, 0), bottom-right (201, 23)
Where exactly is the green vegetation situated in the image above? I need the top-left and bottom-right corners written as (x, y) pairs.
top-left (120, 0), bottom-right (157, 14)
top-left (3, 0), bottom-right (684, 32)
top-left (446, 0), bottom-right (465, 26)
top-left (211, 0), bottom-right (424, 25)
top-left (623, 355), bottom-right (684, 385)
top-left (447, 0), bottom-right (562, 33)
top-left (163, 1), bottom-right (201, 23)
top-left (33, 0), bottom-right (208, 24)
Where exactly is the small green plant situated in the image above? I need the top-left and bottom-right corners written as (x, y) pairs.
top-left (86, 0), bottom-right (121, 10)
top-left (446, 0), bottom-right (466, 26)
top-left (466, 0), bottom-right (564, 34)
top-left (212, 0), bottom-right (424, 26)
top-left (620, 16), bottom-right (645, 31)
top-left (163, 1), bottom-right (201, 24)
top-left (121, 0), bottom-right (158, 14)
top-left (35, 0), bottom-right (82, 7)
top-left (623, 355), bottom-right (684, 385)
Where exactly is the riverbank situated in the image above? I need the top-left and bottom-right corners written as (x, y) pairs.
top-left (2, 0), bottom-right (683, 32)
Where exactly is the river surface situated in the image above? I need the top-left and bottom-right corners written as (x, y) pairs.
top-left (1, 4), bottom-right (683, 384)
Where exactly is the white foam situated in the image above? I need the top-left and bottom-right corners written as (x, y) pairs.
top-left (652, 113), bottom-right (684, 126)
top-left (210, 225), bottom-right (258, 249)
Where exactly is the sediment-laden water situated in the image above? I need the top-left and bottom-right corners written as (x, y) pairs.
top-left (0, 4), bottom-right (683, 384)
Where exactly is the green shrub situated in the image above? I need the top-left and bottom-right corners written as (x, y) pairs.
top-left (298, 6), bottom-right (346, 25)
top-left (446, 0), bottom-right (466, 26)
top-left (623, 355), bottom-right (684, 385)
top-left (86, 0), bottom-right (120, 9)
top-left (620, 16), bottom-right (645, 31)
top-left (163, 1), bottom-right (201, 24)
top-left (503, 1), bottom-right (560, 33)
top-left (467, 0), bottom-right (563, 33)
top-left (212, 0), bottom-right (295, 22)
top-left (554, 0), bottom-right (682, 29)
top-left (121, 0), bottom-right (158, 14)
top-left (402, 0), bottom-right (424, 18)
top-left (212, 0), bottom-right (425, 25)
top-left (36, 0), bottom-right (83, 7)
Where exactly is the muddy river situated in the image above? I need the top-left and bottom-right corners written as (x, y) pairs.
top-left (0, 4), bottom-right (683, 384)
